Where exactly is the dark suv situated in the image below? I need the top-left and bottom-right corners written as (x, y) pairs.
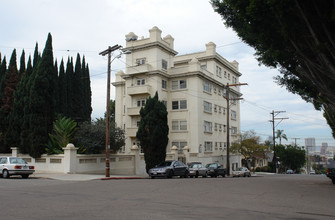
top-left (327, 161), bottom-right (335, 185)
top-left (206, 163), bottom-right (226, 178)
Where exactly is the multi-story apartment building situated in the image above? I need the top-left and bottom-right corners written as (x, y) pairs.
top-left (305, 138), bottom-right (316, 153)
top-left (113, 27), bottom-right (242, 169)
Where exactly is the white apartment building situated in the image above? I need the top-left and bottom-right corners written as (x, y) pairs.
top-left (113, 27), bottom-right (242, 169)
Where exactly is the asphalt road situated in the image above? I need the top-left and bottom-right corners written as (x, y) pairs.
top-left (1, 174), bottom-right (334, 220)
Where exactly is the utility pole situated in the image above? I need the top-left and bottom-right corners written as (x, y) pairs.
top-left (291, 138), bottom-right (300, 147)
top-left (269, 110), bottom-right (288, 173)
top-left (224, 83), bottom-right (247, 176)
top-left (99, 44), bottom-right (122, 177)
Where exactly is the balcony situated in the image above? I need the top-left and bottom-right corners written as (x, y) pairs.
top-left (127, 127), bottom-right (138, 137)
top-left (127, 85), bottom-right (151, 96)
top-left (127, 107), bottom-right (141, 116)
top-left (126, 64), bottom-right (152, 75)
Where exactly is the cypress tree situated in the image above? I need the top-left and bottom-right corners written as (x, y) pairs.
top-left (72, 53), bottom-right (83, 122)
top-left (33, 43), bottom-right (40, 68)
top-left (5, 51), bottom-right (27, 149)
top-left (0, 56), bottom-right (7, 151)
top-left (20, 57), bottom-right (33, 153)
top-left (82, 57), bottom-right (92, 122)
top-left (65, 57), bottom-right (74, 117)
top-left (1, 49), bottom-right (19, 152)
top-left (136, 92), bottom-right (169, 173)
top-left (58, 59), bottom-right (67, 116)
top-left (19, 50), bottom-right (25, 76)
top-left (27, 33), bottom-right (57, 158)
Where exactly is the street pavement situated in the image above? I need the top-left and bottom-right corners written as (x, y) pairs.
top-left (31, 172), bottom-right (147, 181)
top-left (30, 172), bottom-right (272, 181)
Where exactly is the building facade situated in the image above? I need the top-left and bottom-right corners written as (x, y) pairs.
top-left (113, 27), bottom-right (242, 171)
top-left (305, 138), bottom-right (316, 153)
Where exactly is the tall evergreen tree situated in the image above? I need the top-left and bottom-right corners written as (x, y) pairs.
top-left (65, 57), bottom-right (74, 117)
top-left (33, 43), bottom-right (40, 68)
top-left (1, 49), bottom-right (19, 152)
top-left (136, 92), bottom-right (169, 173)
top-left (0, 56), bottom-right (7, 150)
top-left (82, 57), bottom-right (92, 122)
top-left (27, 33), bottom-right (57, 158)
top-left (5, 51), bottom-right (28, 149)
top-left (20, 57), bottom-right (33, 153)
top-left (71, 53), bottom-right (83, 122)
top-left (19, 50), bottom-right (25, 76)
top-left (58, 59), bottom-right (67, 116)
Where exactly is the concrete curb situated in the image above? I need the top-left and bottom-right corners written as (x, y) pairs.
top-left (100, 176), bottom-right (146, 180)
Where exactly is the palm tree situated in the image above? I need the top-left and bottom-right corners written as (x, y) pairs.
top-left (276, 129), bottom-right (287, 145)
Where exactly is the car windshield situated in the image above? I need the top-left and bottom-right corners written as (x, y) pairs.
top-left (10, 158), bottom-right (27, 164)
top-left (157, 161), bottom-right (172, 167)
top-left (188, 164), bottom-right (197, 168)
top-left (237, 167), bottom-right (243, 171)
top-left (206, 164), bottom-right (217, 168)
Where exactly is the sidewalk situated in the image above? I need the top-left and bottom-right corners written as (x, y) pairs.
top-left (31, 172), bottom-right (147, 181)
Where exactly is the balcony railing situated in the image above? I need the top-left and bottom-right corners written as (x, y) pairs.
top-left (127, 107), bottom-right (141, 116)
top-left (127, 85), bottom-right (151, 96)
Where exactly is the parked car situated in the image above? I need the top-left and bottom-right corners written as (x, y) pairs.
top-left (188, 162), bottom-right (208, 178)
top-left (0, 156), bottom-right (35, 179)
top-left (326, 161), bottom-right (335, 185)
top-left (232, 167), bottom-right (251, 177)
top-left (206, 163), bottom-right (226, 178)
top-left (286, 169), bottom-right (294, 174)
top-left (148, 160), bottom-right (189, 179)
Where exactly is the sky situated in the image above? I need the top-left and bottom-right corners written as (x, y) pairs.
top-left (1, 0), bottom-right (334, 148)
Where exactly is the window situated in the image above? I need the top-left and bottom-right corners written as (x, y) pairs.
top-left (136, 58), bottom-right (146, 65)
top-left (172, 141), bottom-right (188, 153)
top-left (137, 99), bottom-right (146, 107)
top-left (204, 101), bottom-right (212, 113)
top-left (204, 142), bottom-right (213, 152)
top-left (172, 120), bottom-right (187, 131)
top-left (214, 87), bottom-right (217, 93)
top-left (231, 110), bottom-right (237, 120)
top-left (201, 64), bottom-right (207, 69)
top-left (136, 78), bottom-right (145, 85)
top-left (136, 121), bottom-right (141, 127)
top-left (218, 106), bottom-right (221, 113)
top-left (203, 81), bottom-right (212, 93)
top-left (204, 121), bottom-right (212, 133)
top-left (162, 80), bottom-right (167, 89)
top-left (172, 100), bottom-right (187, 110)
top-left (214, 123), bottom-right (218, 131)
top-left (216, 66), bottom-right (222, 77)
top-left (231, 126), bottom-right (237, 134)
top-left (162, 100), bottom-right (167, 107)
top-left (215, 142), bottom-right (218, 150)
top-left (224, 125), bottom-right (227, 132)
top-left (172, 79), bottom-right (187, 90)
top-left (228, 73), bottom-right (231, 80)
top-left (219, 124), bottom-right (222, 131)
top-left (219, 142), bottom-right (223, 149)
top-left (162, 59), bottom-right (167, 70)
top-left (223, 107), bottom-right (226, 115)
top-left (214, 105), bottom-right (217, 112)
top-left (224, 71), bottom-right (227, 78)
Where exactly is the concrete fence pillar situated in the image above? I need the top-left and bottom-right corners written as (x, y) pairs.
top-left (11, 147), bottom-right (19, 157)
top-left (170, 145), bottom-right (178, 161)
top-left (183, 146), bottom-right (190, 164)
top-left (131, 144), bottom-right (140, 175)
top-left (62, 143), bottom-right (78, 174)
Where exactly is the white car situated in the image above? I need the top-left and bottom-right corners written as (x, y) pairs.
top-left (0, 157), bottom-right (35, 179)
top-left (232, 167), bottom-right (251, 177)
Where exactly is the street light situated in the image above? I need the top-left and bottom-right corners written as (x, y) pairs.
top-left (99, 45), bottom-right (131, 177)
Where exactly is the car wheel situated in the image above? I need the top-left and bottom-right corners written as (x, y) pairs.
top-left (167, 170), bottom-right (173, 178)
top-left (332, 178), bottom-right (335, 184)
top-left (21, 174), bottom-right (29, 179)
top-left (3, 170), bottom-right (9, 178)
top-left (151, 176), bottom-right (155, 179)
top-left (195, 171), bottom-right (199, 178)
top-left (244, 173), bottom-right (246, 177)
top-left (203, 172), bottom-right (207, 178)
top-left (222, 174), bottom-right (225, 178)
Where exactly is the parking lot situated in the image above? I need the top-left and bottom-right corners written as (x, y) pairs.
top-left (1, 174), bottom-right (335, 219)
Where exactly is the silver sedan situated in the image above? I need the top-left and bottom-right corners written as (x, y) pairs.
top-left (0, 157), bottom-right (35, 179)
top-left (188, 163), bottom-right (208, 178)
